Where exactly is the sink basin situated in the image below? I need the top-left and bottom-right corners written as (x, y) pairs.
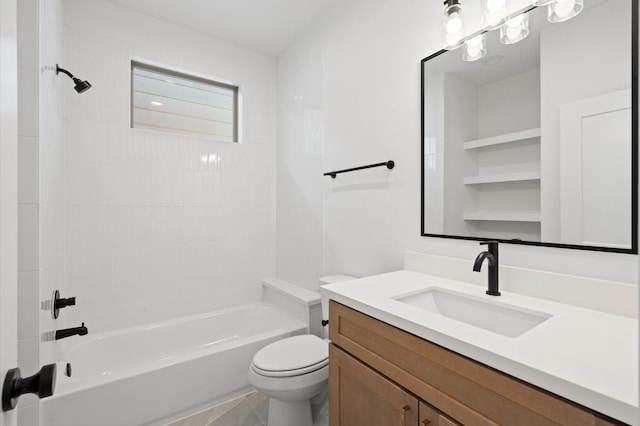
top-left (395, 288), bottom-right (551, 338)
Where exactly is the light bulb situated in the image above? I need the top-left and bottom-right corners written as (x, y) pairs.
top-left (462, 33), bottom-right (486, 61)
top-left (486, 0), bottom-right (505, 12)
top-left (500, 12), bottom-right (529, 44)
top-left (467, 45), bottom-right (481, 57)
top-left (446, 15), bottom-right (463, 34)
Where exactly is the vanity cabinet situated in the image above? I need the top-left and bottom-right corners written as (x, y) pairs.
top-left (328, 301), bottom-right (624, 426)
top-left (330, 345), bottom-right (460, 426)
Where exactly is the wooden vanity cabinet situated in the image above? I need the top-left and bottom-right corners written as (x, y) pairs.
top-left (330, 345), bottom-right (459, 426)
top-left (328, 301), bottom-right (624, 426)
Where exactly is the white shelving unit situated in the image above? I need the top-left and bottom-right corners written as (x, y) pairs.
top-left (463, 171), bottom-right (541, 185)
top-left (463, 128), bottom-right (541, 150)
top-left (463, 210), bottom-right (542, 223)
top-left (463, 128), bottom-right (541, 226)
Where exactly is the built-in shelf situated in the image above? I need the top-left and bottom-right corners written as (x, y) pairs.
top-left (463, 171), bottom-right (541, 185)
top-left (464, 128), bottom-right (541, 150)
top-left (463, 210), bottom-right (541, 222)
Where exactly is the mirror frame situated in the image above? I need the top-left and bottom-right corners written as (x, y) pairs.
top-left (420, 1), bottom-right (638, 254)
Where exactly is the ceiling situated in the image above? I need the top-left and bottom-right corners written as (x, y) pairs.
top-left (108, 0), bottom-right (339, 56)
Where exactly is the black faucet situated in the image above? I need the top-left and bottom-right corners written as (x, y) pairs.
top-left (55, 323), bottom-right (88, 340)
top-left (473, 241), bottom-right (500, 296)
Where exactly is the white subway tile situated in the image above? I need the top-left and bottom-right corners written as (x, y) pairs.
top-left (18, 272), bottom-right (39, 339)
top-left (18, 204), bottom-right (38, 272)
top-left (17, 398), bottom-right (39, 425)
top-left (18, 136), bottom-right (38, 204)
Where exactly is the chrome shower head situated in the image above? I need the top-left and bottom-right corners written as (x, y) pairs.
top-left (56, 64), bottom-right (92, 94)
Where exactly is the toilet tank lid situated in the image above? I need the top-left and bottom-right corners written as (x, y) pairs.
top-left (319, 275), bottom-right (356, 285)
top-left (253, 335), bottom-right (328, 372)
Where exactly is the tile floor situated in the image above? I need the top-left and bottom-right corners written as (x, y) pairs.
top-left (168, 391), bottom-right (329, 426)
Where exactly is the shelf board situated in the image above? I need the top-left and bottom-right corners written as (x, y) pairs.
top-left (463, 210), bottom-right (541, 222)
top-left (463, 171), bottom-right (541, 185)
top-left (464, 128), bottom-right (541, 150)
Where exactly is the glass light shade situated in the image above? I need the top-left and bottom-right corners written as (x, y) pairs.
top-left (481, 0), bottom-right (509, 30)
top-left (500, 13), bottom-right (529, 44)
top-left (442, 3), bottom-right (465, 50)
top-left (548, 0), bottom-right (583, 22)
top-left (462, 34), bottom-right (487, 61)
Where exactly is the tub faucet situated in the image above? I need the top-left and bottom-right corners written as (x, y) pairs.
top-left (473, 241), bottom-right (500, 296)
top-left (55, 323), bottom-right (88, 340)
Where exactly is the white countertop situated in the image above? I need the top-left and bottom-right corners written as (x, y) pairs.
top-left (320, 270), bottom-right (639, 425)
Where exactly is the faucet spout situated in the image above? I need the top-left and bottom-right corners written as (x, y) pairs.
top-left (473, 241), bottom-right (500, 296)
top-left (55, 323), bottom-right (88, 340)
top-left (473, 251), bottom-right (495, 272)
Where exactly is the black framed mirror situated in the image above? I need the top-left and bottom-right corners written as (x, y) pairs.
top-left (421, 0), bottom-right (638, 254)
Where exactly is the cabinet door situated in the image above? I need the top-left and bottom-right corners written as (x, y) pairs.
top-left (329, 344), bottom-right (419, 426)
top-left (419, 401), bottom-right (461, 426)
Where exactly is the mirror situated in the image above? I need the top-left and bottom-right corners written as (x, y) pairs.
top-left (421, 0), bottom-right (637, 253)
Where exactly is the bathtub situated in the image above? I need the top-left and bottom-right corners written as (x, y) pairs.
top-left (40, 302), bottom-right (306, 426)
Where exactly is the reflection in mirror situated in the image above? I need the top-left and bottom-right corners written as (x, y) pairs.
top-left (421, 0), bottom-right (637, 253)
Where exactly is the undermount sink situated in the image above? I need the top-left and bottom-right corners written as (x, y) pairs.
top-left (394, 288), bottom-right (551, 338)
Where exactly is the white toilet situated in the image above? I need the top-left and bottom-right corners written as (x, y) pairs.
top-left (248, 275), bottom-right (355, 426)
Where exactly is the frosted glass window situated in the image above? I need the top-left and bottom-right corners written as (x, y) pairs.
top-left (131, 61), bottom-right (238, 142)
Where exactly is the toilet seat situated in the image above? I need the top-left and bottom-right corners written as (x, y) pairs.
top-left (252, 334), bottom-right (328, 378)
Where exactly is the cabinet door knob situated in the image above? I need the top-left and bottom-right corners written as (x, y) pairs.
top-left (401, 405), bottom-right (411, 426)
top-left (421, 419), bottom-right (432, 426)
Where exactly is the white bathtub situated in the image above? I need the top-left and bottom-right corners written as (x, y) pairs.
top-left (40, 302), bottom-right (306, 426)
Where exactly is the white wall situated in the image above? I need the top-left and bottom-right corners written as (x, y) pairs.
top-left (276, 0), bottom-right (638, 294)
top-left (540, 0), bottom-right (631, 242)
top-left (276, 41), bottom-right (325, 290)
top-left (60, 0), bottom-right (277, 333)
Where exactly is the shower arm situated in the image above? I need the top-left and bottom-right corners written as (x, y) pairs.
top-left (55, 65), bottom-right (75, 79)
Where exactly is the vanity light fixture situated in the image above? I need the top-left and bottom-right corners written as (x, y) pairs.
top-left (462, 34), bottom-right (487, 61)
top-left (442, 0), bottom-right (465, 50)
top-left (481, 0), bottom-right (510, 30)
top-left (447, 0), bottom-right (584, 60)
top-left (500, 13), bottom-right (529, 44)
top-left (547, 0), bottom-right (583, 23)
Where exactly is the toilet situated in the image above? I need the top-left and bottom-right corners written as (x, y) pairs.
top-left (248, 275), bottom-right (355, 426)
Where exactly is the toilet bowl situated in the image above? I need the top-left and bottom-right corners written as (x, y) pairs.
top-left (249, 274), bottom-right (355, 425)
top-left (248, 334), bottom-right (328, 426)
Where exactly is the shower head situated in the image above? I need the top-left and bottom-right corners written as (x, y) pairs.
top-left (56, 64), bottom-right (92, 94)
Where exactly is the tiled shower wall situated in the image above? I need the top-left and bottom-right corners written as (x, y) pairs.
top-left (60, 0), bottom-right (277, 334)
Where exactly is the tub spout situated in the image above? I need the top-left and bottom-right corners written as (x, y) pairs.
top-left (55, 323), bottom-right (88, 340)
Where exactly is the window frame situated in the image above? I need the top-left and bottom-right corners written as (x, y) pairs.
top-left (130, 60), bottom-right (240, 142)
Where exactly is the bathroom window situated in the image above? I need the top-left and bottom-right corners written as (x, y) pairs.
top-left (131, 61), bottom-right (239, 142)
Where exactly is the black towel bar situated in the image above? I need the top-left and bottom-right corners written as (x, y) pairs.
top-left (324, 160), bottom-right (395, 178)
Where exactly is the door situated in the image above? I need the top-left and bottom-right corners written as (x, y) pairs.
top-left (0, 0), bottom-right (19, 424)
top-left (560, 89), bottom-right (632, 248)
top-left (329, 344), bottom-right (419, 426)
